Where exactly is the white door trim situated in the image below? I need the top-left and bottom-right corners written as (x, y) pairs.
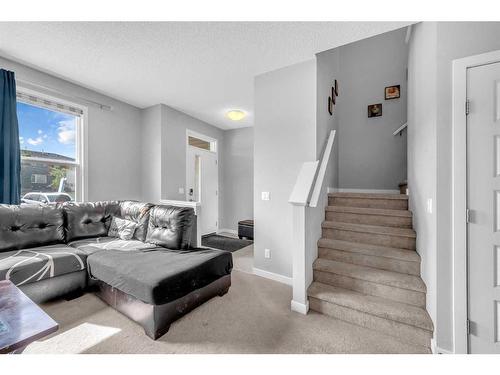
top-left (185, 129), bottom-right (219, 235)
top-left (452, 49), bottom-right (500, 354)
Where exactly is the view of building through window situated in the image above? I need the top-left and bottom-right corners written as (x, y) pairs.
top-left (17, 101), bottom-right (79, 203)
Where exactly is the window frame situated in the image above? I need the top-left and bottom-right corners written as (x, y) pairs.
top-left (16, 86), bottom-right (88, 202)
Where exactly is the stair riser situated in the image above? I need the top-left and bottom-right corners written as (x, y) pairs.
top-left (325, 211), bottom-right (412, 228)
top-left (329, 197), bottom-right (408, 210)
top-left (314, 270), bottom-right (426, 308)
top-left (318, 247), bottom-right (420, 276)
top-left (323, 227), bottom-right (416, 250)
top-left (309, 297), bottom-right (432, 349)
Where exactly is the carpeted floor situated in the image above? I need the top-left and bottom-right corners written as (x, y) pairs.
top-left (24, 247), bottom-right (429, 354)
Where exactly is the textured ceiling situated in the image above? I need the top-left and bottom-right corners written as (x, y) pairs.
top-left (0, 22), bottom-right (412, 129)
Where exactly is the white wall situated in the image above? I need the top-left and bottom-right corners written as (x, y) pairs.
top-left (221, 127), bottom-right (254, 231)
top-left (434, 22), bottom-right (500, 352)
top-left (254, 59), bottom-right (317, 279)
top-left (407, 21), bottom-right (500, 352)
top-left (407, 21), bottom-right (438, 348)
top-left (0, 56), bottom-right (143, 202)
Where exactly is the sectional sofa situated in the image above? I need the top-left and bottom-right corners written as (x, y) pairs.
top-left (0, 201), bottom-right (233, 339)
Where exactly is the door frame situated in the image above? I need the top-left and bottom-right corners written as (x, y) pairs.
top-left (452, 49), bottom-right (500, 354)
top-left (185, 129), bottom-right (219, 234)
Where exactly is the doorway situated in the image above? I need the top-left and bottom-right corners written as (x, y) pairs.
top-left (186, 131), bottom-right (219, 236)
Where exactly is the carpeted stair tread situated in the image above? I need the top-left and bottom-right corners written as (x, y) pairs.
top-left (308, 281), bottom-right (433, 332)
top-left (325, 205), bottom-right (412, 217)
top-left (322, 221), bottom-right (416, 238)
top-left (313, 258), bottom-right (426, 292)
top-left (317, 239), bottom-right (420, 262)
top-left (328, 192), bottom-right (408, 200)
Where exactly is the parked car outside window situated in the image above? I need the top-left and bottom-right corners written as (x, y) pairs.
top-left (21, 192), bottom-right (73, 206)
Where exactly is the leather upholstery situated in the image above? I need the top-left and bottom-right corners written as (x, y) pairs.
top-left (62, 201), bottom-right (120, 242)
top-left (0, 204), bottom-right (65, 253)
top-left (116, 201), bottom-right (153, 241)
top-left (145, 205), bottom-right (195, 249)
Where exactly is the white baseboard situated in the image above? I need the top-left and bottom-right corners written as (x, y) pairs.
top-left (252, 267), bottom-right (292, 285)
top-left (332, 188), bottom-right (400, 194)
top-left (291, 300), bottom-right (309, 315)
top-left (430, 338), bottom-right (454, 354)
top-left (217, 228), bottom-right (238, 236)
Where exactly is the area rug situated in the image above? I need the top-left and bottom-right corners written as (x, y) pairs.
top-left (202, 234), bottom-right (253, 252)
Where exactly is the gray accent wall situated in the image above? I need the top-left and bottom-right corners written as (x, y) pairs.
top-left (408, 22), bottom-right (500, 352)
top-left (141, 105), bottom-right (163, 203)
top-left (0, 56), bottom-right (143, 202)
top-left (317, 28), bottom-right (408, 191)
top-left (161, 105), bottom-right (225, 202)
top-left (221, 127), bottom-right (254, 231)
top-left (141, 104), bottom-right (225, 218)
top-left (254, 59), bottom-right (317, 279)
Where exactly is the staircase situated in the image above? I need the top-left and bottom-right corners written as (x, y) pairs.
top-left (307, 192), bottom-right (434, 350)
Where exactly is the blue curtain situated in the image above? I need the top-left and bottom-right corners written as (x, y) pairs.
top-left (0, 69), bottom-right (21, 205)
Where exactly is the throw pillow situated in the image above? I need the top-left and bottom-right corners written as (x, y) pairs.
top-left (108, 216), bottom-right (138, 241)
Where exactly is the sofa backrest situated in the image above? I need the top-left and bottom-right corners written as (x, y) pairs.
top-left (145, 205), bottom-right (195, 249)
top-left (0, 204), bottom-right (65, 252)
top-left (62, 201), bottom-right (120, 242)
top-left (115, 201), bottom-right (154, 242)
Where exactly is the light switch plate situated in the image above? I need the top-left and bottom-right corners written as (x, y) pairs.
top-left (264, 248), bottom-right (271, 259)
top-left (178, 187), bottom-right (185, 194)
top-left (426, 198), bottom-right (433, 214)
top-left (261, 191), bottom-right (270, 201)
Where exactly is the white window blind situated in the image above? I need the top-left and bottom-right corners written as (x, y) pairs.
top-left (16, 91), bottom-right (83, 116)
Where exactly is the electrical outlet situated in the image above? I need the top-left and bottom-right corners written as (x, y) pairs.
top-left (261, 191), bottom-right (270, 201)
top-left (264, 248), bottom-right (271, 259)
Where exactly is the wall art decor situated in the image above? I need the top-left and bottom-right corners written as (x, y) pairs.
top-left (384, 85), bottom-right (400, 100)
top-left (368, 103), bottom-right (382, 118)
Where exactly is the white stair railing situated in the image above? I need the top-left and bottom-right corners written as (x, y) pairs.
top-left (288, 130), bottom-right (336, 314)
top-left (393, 122), bottom-right (408, 136)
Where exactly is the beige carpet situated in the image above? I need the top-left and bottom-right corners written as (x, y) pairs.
top-left (24, 248), bottom-right (429, 354)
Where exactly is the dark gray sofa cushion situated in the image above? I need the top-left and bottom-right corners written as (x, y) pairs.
top-left (145, 205), bottom-right (195, 250)
top-left (62, 201), bottom-right (120, 242)
top-left (0, 244), bottom-right (86, 286)
top-left (115, 201), bottom-right (153, 241)
top-left (86, 248), bottom-right (233, 305)
top-left (0, 204), bottom-right (65, 253)
top-left (69, 236), bottom-right (161, 255)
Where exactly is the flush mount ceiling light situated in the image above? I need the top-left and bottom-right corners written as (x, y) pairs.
top-left (225, 110), bottom-right (246, 121)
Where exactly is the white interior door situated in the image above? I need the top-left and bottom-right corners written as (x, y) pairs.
top-left (187, 146), bottom-right (218, 235)
top-left (467, 61), bottom-right (500, 353)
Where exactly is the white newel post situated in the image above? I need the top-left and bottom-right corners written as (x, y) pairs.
top-left (289, 160), bottom-right (318, 315)
top-left (290, 203), bottom-right (309, 314)
top-left (288, 130), bottom-right (335, 315)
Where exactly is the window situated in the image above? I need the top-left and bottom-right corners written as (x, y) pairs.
top-left (16, 92), bottom-right (84, 202)
top-left (31, 174), bottom-right (47, 184)
top-left (187, 133), bottom-right (217, 152)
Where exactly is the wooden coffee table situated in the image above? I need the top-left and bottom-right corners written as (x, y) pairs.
top-left (0, 280), bottom-right (58, 354)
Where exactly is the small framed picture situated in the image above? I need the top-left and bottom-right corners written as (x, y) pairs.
top-left (385, 85), bottom-right (400, 100)
top-left (368, 103), bottom-right (382, 118)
